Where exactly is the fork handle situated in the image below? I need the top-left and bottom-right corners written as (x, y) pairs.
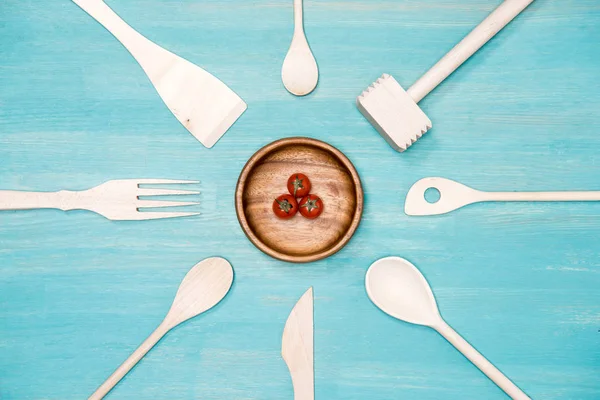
top-left (0, 190), bottom-right (79, 211)
top-left (407, 0), bottom-right (534, 103)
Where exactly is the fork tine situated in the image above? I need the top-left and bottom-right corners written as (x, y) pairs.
top-left (137, 188), bottom-right (200, 196)
top-left (135, 179), bottom-right (199, 185)
top-left (133, 211), bottom-right (201, 221)
top-left (137, 200), bottom-right (199, 209)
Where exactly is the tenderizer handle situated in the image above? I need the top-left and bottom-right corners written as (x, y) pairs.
top-left (407, 0), bottom-right (534, 103)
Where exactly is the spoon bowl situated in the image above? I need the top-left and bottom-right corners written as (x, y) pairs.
top-left (366, 256), bottom-right (441, 327)
top-left (281, 0), bottom-right (319, 96)
top-left (365, 256), bottom-right (531, 399)
top-left (165, 257), bottom-right (234, 328)
top-left (404, 177), bottom-right (482, 216)
top-left (89, 257), bottom-right (234, 399)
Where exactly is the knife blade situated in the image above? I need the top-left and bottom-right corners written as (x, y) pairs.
top-left (281, 287), bottom-right (314, 400)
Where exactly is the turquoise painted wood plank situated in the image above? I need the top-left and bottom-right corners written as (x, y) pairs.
top-left (1, 0), bottom-right (599, 399)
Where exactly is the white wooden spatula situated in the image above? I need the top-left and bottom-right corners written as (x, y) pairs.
top-left (73, 0), bottom-right (247, 148)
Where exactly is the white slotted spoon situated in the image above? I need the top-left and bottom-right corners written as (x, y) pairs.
top-left (405, 177), bottom-right (600, 216)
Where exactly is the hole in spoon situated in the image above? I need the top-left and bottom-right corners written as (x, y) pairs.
top-left (425, 187), bottom-right (441, 204)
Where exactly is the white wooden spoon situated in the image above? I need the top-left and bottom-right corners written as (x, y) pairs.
top-left (281, 0), bottom-right (319, 96)
top-left (365, 257), bottom-right (530, 400)
top-left (405, 177), bottom-right (600, 216)
top-left (89, 257), bottom-right (234, 399)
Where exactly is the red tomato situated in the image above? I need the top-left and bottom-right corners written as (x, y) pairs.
top-left (287, 173), bottom-right (311, 198)
top-left (298, 194), bottom-right (323, 219)
top-left (273, 194), bottom-right (298, 219)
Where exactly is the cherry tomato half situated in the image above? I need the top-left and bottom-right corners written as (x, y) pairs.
top-left (287, 173), bottom-right (311, 198)
top-left (273, 194), bottom-right (298, 219)
top-left (298, 194), bottom-right (323, 219)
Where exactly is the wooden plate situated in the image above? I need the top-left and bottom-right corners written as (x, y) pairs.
top-left (236, 138), bottom-right (363, 263)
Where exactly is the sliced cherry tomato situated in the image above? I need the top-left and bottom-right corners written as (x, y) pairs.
top-left (298, 194), bottom-right (323, 219)
top-left (287, 173), bottom-right (311, 198)
top-left (273, 194), bottom-right (298, 219)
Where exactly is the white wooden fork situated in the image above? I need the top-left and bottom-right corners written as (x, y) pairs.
top-left (0, 179), bottom-right (200, 221)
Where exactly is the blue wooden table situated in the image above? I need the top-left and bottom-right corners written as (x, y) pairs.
top-left (1, 1), bottom-right (599, 399)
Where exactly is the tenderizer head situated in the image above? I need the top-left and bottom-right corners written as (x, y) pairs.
top-left (357, 74), bottom-right (432, 152)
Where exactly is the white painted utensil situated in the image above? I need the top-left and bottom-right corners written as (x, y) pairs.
top-left (0, 179), bottom-right (199, 221)
top-left (405, 177), bottom-right (600, 216)
top-left (357, 0), bottom-right (535, 152)
top-left (282, 287), bottom-right (314, 400)
top-left (89, 257), bottom-right (234, 399)
top-left (282, 0), bottom-right (319, 96)
top-left (366, 257), bottom-right (530, 400)
top-left (72, 0), bottom-right (247, 148)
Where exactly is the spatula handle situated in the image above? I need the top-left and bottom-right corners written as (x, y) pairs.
top-left (72, 0), bottom-right (162, 71)
top-left (89, 322), bottom-right (169, 400)
top-left (435, 321), bottom-right (530, 400)
top-left (407, 0), bottom-right (534, 103)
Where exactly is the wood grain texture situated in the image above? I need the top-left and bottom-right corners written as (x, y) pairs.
top-left (1, 0), bottom-right (599, 399)
top-left (236, 138), bottom-right (363, 263)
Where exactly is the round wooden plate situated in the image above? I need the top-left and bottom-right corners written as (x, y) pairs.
top-left (236, 137), bottom-right (363, 263)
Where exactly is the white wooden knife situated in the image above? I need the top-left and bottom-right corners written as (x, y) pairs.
top-left (72, 0), bottom-right (247, 148)
top-left (282, 287), bottom-right (314, 400)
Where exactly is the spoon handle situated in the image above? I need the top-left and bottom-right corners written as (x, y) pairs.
top-left (434, 321), bottom-right (530, 400)
top-left (481, 190), bottom-right (600, 202)
top-left (89, 322), bottom-right (170, 400)
top-left (293, 0), bottom-right (304, 33)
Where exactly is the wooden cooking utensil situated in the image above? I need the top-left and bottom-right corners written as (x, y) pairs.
top-left (72, 0), bottom-right (247, 148)
top-left (89, 257), bottom-right (234, 400)
top-left (405, 177), bottom-right (600, 216)
top-left (0, 179), bottom-right (199, 221)
top-left (236, 138), bottom-right (363, 263)
top-left (282, 0), bottom-right (319, 96)
top-left (282, 287), bottom-right (314, 400)
top-left (366, 257), bottom-right (530, 400)
top-left (357, 0), bottom-right (535, 152)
